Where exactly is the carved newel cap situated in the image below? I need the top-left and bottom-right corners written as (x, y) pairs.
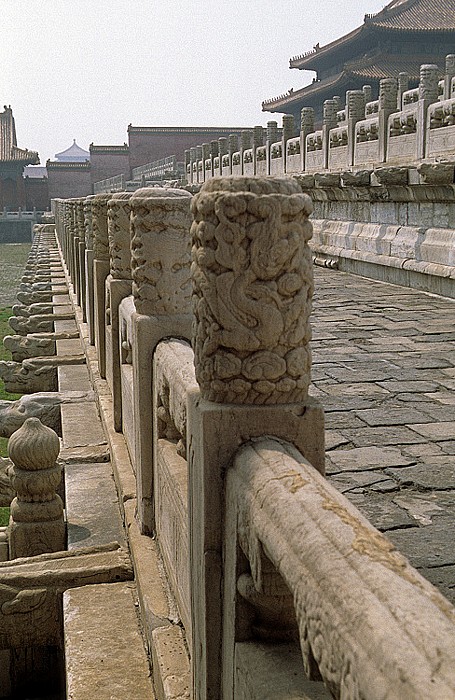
top-left (8, 417), bottom-right (60, 470)
top-left (191, 176), bottom-right (314, 405)
top-left (130, 189), bottom-right (193, 316)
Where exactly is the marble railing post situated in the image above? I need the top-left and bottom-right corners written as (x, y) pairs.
top-left (346, 89), bottom-right (366, 166)
top-left (379, 77), bottom-right (399, 162)
top-left (444, 54), bottom-right (455, 100)
top-left (323, 99), bottom-right (338, 168)
top-left (189, 147), bottom-right (197, 184)
top-left (418, 64), bottom-right (440, 160)
top-left (300, 106), bottom-right (315, 171)
top-left (75, 198), bottom-right (86, 311)
top-left (187, 176), bottom-right (324, 699)
top-left (218, 137), bottom-right (228, 176)
top-left (266, 120), bottom-right (278, 175)
top-left (282, 114), bottom-right (294, 172)
top-left (106, 192), bottom-right (134, 430)
top-left (128, 188), bottom-right (193, 533)
top-left (228, 133), bottom-right (238, 175)
top-left (184, 149), bottom-right (191, 183)
top-left (210, 140), bottom-right (220, 177)
top-left (8, 417), bottom-right (65, 558)
top-left (202, 142), bottom-right (211, 180)
top-left (196, 145), bottom-right (203, 184)
top-left (398, 72), bottom-right (409, 110)
top-left (91, 193), bottom-right (112, 376)
top-left (252, 125), bottom-right (264, 174)
top-left (240, 129), bottom-right (252, 174)
top-left (83, 195), bottom-right (96, 344)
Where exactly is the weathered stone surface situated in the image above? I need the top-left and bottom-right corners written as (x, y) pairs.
top-left (191, 177), bottom-right (314, 404)
top-left (235, 642), bottom-right (330, 699)
top-left (64, 582), bottom-right (155, 700)
top-left (0, 544), bottom-right (132, 649)
top-left (409, 421), bottom-right (455, 440)
top-left (8, 418), bottom-right (65, 558)
top-left (387, 517), bottom-right (455, 568)
top-left (66, 461), bottom-right (125, 550)
top-left (0, 359), bottom-right (57, 394)
top-left (61, 403), bottom-right (107, 449)
top-left (386, 459), bottom-right (455, 489)
top-left (0, 391), bottom-right (94, 438)
top-left (3, 334), bottom-right (56, 362)
top-left (326, 446), bottom-right (414, 472)
top-left (0, 456), bottom-right (14, 506)
top-left (130, 188), bottom-right (192, 316)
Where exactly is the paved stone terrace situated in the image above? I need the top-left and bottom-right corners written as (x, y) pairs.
top-left (311, 267), bottom-right (455, 603)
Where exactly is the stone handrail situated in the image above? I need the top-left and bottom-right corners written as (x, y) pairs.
top-left (225, 436), bottom-right (455, 698)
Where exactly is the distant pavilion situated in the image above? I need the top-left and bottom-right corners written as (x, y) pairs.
top-left (54, 140), bottom-right (90, 162)
top-left (262, 0), bottom-right (455, 124)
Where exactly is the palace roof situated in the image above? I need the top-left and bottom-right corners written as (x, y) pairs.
top-left (0, 106), bottom-right (39, 165)
top-left (290, 0), bottom-right (454, 70)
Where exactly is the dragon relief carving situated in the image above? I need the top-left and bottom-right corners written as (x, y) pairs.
top-left (191, 177), bottom-right (314, 405)
top-left (130, 192), bottom-right (192, 316)
top-left (108, 194), bottom-right (133, 279)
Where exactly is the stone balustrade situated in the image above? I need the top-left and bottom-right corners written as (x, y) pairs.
top-left (5, 174), bottom-right (455, 698)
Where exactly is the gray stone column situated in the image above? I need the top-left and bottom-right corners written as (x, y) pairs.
top-left (128, 188), bottom-right (193, 533)
top-left (8, 417), bottom-right (65, 558)
top-left (418, 64), bottom-right (440, 159)
top-left (188, 176), bottom-right (324, 698)
top-left (266, 121), bottom-right (278, 175)
top-left (106, 192), bottom-right (134, 429)
top-left (91, 193), bottom-right (112, 377)
top-left (444, 54), bottom-right (455, 100)
top-left (83, 195), bottom-right (96, 344)
top-left (300, 107), bottom-right (314, 171)
top-left (398, 72), bottom-right (409, 110)
top-left (379, 77), bottom-right (398, 162)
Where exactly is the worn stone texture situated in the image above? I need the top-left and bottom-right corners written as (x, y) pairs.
top-left (64, 582), bottom-right (155, 699)
top-left (191, 177), bottom-right (314, 404)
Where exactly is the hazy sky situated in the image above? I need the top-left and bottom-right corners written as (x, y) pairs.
top-left (1, 0), bottom-right (386, 163)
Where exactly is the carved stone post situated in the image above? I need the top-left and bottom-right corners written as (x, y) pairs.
top-left (218, 137), bottom-right (228, 176)
top-left (379, 77), bottom-right (398, 162)
top-left (418, 64), bottom-right (440, 160)
top-left (127, 188), bottom-right (193, 533)
top-left (196, 145), bottom-right (203, 184)
top-left (210, 140), bottom-right (219, 177)
top-left (8, 417), bottom-right (65, 558)
top-left (240, 129), bottom-right (253, 175)
top-left (228, 133), bottom-right (239, 175)
top-left (300, 106), bottom-right (315, 171)
top-left (75, 198), bottom-right (86, 312)
top-left (106, 192), bottom-right (134, 430)
top-left (444, 54), bottom-right (455, 100)
top-left (84, 195), bottom-right (96, 344)
top-left (188, 176), bottom-right (324, 699)
top-left (398, 72), bottom-right (409, 110)
top-left (189, 147), bottom-right (197, 184)
top-left (202, 143), bottom-right (211, 181)
top-left (363, 84), bottom-right (372, 105)
top-left (347, 89), bottom-right (365, 166)
top-left (266, 121), bottom-right (278, 175)
top-left (282, 114), bottom-right (294, 173)
top-left (323, 99), bottom-right (338, 169)
top-left (91, 193), bottom-right (112, 377)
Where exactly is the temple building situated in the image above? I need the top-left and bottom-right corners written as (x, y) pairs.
top-left (0, 105), bottom-right (39, 210)
top-left (262, 0), bottom-right (455, 124)
top-left (54, 139), bottom-right (90, 163)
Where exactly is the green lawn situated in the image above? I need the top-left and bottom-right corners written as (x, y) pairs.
top-left (0, 507), bottom-right (9, 526)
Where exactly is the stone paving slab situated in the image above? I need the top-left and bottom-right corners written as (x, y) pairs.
top-left (312, 267), bottom-right (455, 603)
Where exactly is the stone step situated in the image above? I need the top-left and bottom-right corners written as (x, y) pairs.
top-left (63, 582), bottom-right (156, 700)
